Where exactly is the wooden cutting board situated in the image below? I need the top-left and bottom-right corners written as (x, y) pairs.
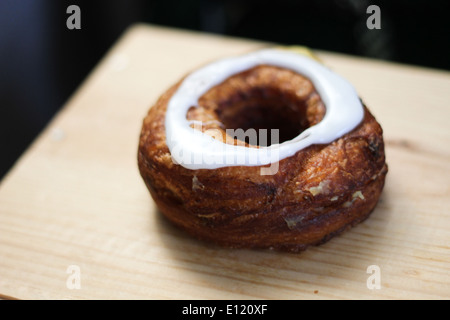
top-left (1, 24), bottom-right (449, 300)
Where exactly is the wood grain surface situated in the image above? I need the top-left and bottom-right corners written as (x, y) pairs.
top-left (0, 24), bottom-right (449, 300)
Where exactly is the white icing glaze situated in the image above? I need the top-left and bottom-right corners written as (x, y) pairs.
top-left (165, 48), bottom-right (364, 170)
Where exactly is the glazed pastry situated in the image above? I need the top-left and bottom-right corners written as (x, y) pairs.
top-left (138, 48), bottom-right (387, 252)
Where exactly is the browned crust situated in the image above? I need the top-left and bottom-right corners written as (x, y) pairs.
top-left (138, 65), bottom-right (388, 252)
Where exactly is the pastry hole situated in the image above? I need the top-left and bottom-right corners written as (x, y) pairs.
top-left (188, 66), bottom-right (326, 147)
top-left (215, 88), bottom-right (312, 146)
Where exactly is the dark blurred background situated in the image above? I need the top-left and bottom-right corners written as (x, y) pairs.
top-left (0, 0), bottom-right (449, 179)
